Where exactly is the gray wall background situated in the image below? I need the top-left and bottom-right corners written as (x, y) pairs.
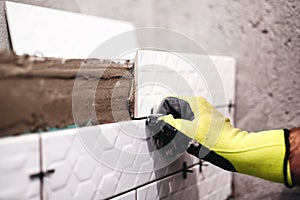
top-left (0, 0), bottom-right (299, 199)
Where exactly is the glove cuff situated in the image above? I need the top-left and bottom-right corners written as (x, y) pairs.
top-left (283, 129), bottom-right (295, 188)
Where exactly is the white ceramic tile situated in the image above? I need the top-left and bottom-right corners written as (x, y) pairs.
top-left (137, 163), bottom-right (232, 200)
top-left (211, 55), bottom-right (236, 107)
top-left (0, 134), bottom-right (40, 200)
top-left (199, 163), bottom-right (232, 200)
top-left (41, 121), bottom-right (197, 199)
top-left (5, 1), bottom-right (137, 59)
top-left (110, 190), bottom-right (136, 200)
top-left (134, 50), bottom-right (236, 118)
top-left (137, 165), bottom-right (202, 200)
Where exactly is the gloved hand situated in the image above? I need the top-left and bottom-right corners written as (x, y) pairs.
top-left (155, 96), bottom-right (294, 187)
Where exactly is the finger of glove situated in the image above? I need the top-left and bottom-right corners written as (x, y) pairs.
top-left (157, 97), bottom-right (194, 120)
top-left (160, 96), bottom-right (216, 121)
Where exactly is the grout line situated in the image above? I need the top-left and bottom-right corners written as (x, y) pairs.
top-left (38, 134), bottom-right (44, 200)
top-left (233, 61), bottom-right (237, 127)
top-left (214, 104), bottom-right (235, 109)
top-left (105, 162), bottom-right (201, 200)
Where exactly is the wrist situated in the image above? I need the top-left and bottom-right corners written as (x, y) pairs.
top-left (289, 127), bottom-right (300, 185)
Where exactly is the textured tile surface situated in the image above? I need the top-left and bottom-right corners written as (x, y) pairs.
top-left (110, 190), bottom-right (136, 200)
top-left (137, 165), bottom-right (201, 200)
top-left (0, 135), bottom-right (40, 200)
top-left (199, 162), bottom-right (232, 200)
top-left (42, 121), bottom-right (197, 200)
top-left (137, 163), bottom-right (232, 200)
top-left (134, 50), bottom-right (236, 118)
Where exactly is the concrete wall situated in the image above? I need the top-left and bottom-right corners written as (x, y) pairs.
top-left (1, 0), bottom-right (299, 199)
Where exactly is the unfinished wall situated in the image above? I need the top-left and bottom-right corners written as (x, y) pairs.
top-left (0, 51), bottom-right (134, 136)
top-left (0, 0), bottom-right (299, 199)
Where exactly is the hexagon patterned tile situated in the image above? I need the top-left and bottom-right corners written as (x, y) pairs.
top-left (110, 190), bottom-right (136, 200)
top-left (134, 50), bottom-right (236, 118)
top-left (41, 121), bottom-right (198, 200)
top-left (0, 134), bottom-right (40, 200)
top-left (137, 163), bottom-right (232, 200)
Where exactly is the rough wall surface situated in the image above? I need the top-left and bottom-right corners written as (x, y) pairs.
top-left (0, 0), bottom-right (299, 199)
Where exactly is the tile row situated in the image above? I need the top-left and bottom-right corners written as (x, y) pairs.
top-left (111, 163), bottom-right (232, 200)
top-left (0, 120), bottom-right (202, 200)
top-left (0, 120), bottom-right (232, 200)
top-left (135, 50), bottom-right (236, 118)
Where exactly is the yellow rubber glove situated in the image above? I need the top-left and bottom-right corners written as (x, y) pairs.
top-left (157, 96), bottom-right (294, 187)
